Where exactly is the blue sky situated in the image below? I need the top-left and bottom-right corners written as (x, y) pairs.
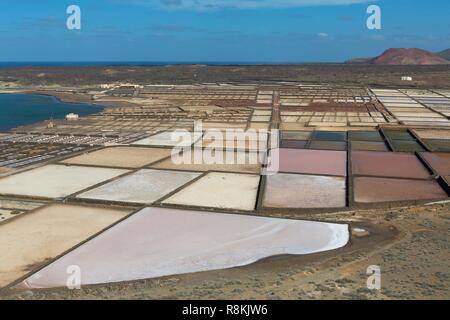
top-left (0, 0), bottom-right (449, 62)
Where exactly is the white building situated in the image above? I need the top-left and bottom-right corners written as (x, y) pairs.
top-left (66, 113), bottom-right (79, 121)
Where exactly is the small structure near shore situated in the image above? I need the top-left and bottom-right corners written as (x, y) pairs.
top-left (66, 113), bottom-right (79, 121)
top-left (46, 119), bottom-right (56, 128)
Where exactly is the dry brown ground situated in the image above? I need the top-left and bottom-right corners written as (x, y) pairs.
top-left (2, 65), bottom-right (450, 88)
top-left (0, 168), bottom-right (10, 174)
top-left (0, 204), bottom-right (131, 289)
top-left (1, 203), bottom-right (449, 300)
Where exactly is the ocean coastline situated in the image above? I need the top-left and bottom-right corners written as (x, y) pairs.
top-left (0, 93), bottom-right (104, 132)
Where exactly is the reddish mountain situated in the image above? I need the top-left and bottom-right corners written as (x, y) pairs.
top-left (371, 48), bottom-right (449, 65)
top-left (346, 48), bottom-right (450, 65)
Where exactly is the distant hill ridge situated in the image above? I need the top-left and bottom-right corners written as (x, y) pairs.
top-left (437, 48), bottom-right (450, 60)
top-left (346, 48), bottom-right (450, 65)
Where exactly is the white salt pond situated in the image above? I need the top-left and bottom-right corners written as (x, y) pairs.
top-left (0, 165), bottom-right (129, 199)
top-left (76, 169), bottom-right (202, 204)
top-left (162, 172), bottom-right (260, 211)
top-left (132, 131), bottom-right (202, 147)
top-left (21, 207), bottom-right (349, 289)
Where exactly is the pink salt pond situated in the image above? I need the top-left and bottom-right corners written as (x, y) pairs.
top-left (21, 207), bottom-right (349, 289)
top-left (351, 151), bottom-right (430, 179)
top-left (266, 148), bottom-right (347, 177)
top-left (419, 152), bottom-right (450, 176)
top-left (353, 177), bottom-right (448, 203)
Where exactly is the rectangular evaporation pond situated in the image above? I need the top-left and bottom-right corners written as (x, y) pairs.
top-left (150, 150), bottom-right (262, 174)
top-left (267, 149), bottom-right (347, 177)
top-left (248, 123), bottom-right (270, 131)
top-left (162, 172), bottom-right (260, 211)
top-left (419, 153), bottom-right (450, 176)
top-left (61, 147), bottom-right (172, 168)
top-left (0, 204), bottom-right (131, 288)
top-left (132, 131), bottom-right (202, 147)
top-left (353, 177), bottom-right (447, 203)
top-left (389, 140), bottom-right (425, 153)
top-left (309, 140), bottom-right (347, 151)
top-left (351, 141), bottom-right (388, 152)
top-left (383, 130), bottom-right (414, 141)
top-left (423, 139), bottom-right (450, 152)
top-left (77, 169), bottom-right (201, 204)
top-left (281, 131), bottom-right (312, 141)
top-left (351, 151), bottom-right (430, 179)
top-left (19, 207), bottom-right (349, 289)
top-left (281, 123), bottom-right (310, 131)
top-left (0, 165), bottom-right (129, 199)
top-left (204, 131), bottom-right (268, 143)
top-left (348, 131), bottom-right (383, 142)
top-left (412, 129), bottom-right (450, 140)
top-left (200, 139), bottom-right (267, 152)
top-left (401, 121), bottom-right (450, 127)
top-left (263, 173), bottom-right (346, 209)
top-left (280, 140), bottom-right (308, 149)
top-left (311, 131), bottom-right (347, 141)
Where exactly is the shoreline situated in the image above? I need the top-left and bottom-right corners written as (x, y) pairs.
top-left (0, 88), bottom-right (141, 109)
top-left (0, 88), bottom-right (95, 104)
top-left (0, 93), bottom-right (105, 132)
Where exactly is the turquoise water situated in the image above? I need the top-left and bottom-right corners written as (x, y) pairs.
top-left (0, 94), bottom-right (103, 131)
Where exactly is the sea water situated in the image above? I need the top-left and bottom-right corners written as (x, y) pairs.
top-left (0, 93), bottom-right (103, 131)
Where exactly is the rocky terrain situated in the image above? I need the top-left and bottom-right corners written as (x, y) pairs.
top-left (2, 64), bottom-right (450, 89)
